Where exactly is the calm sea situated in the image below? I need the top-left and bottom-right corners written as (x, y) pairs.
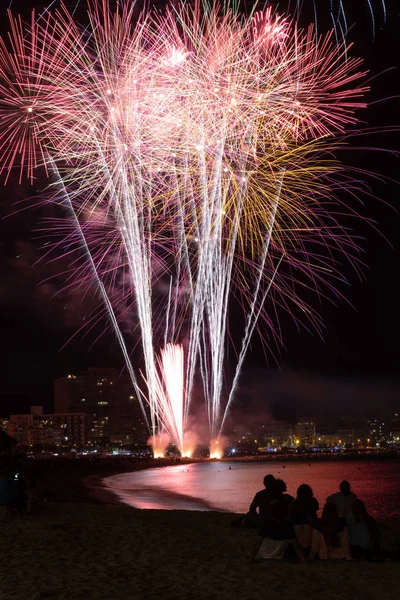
top-left (103, 460), bottom-right (400, 519)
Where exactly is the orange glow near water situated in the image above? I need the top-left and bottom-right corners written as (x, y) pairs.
top-left (181, 449), bottom-right (193, 458)
top-left (210, 451), bottom-right (222, 460)
top-left (149, 432), bottom-right (170, 460)
top-left (209, 439), bottom-right (222, 460)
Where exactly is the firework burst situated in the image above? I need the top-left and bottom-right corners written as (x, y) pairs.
top-left (0, 1), bottom-right (374, 451)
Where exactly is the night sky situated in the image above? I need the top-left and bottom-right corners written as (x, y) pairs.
top-left (0, 1), bottom-right (399, 418)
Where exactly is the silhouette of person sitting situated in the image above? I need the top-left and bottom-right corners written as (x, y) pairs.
top-left (309, 502), bottom-right (352, 561)
top-left (274, 478), bottom-right (295, 518)
top-left (248, 500), bottom-right (307, 563)
top-left (347, 499), bottom-right (380, 560)
top-left (296, 483), bottom-right (319, 519)
top-left (288, 500), bottom-right (313, 557)
top-left (327, 480), bottom-right (357, 518)
top-left (247, 474), bottom-right (276, 527)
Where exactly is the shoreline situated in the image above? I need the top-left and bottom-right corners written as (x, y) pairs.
top-left (35, 456), bottom-right (197, 505)
top-left (2, 458), bottom-right (400, 599)
top-left (30, 453), bottom-right (400, 510)
top-left (88, 456), bottom-right (400, 519)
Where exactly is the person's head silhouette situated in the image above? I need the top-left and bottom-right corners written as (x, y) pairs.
top-left (339, 480), bottom-right (351, 496)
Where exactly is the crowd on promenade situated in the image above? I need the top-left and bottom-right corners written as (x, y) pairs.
top-left (237, 475), bottom-right (385, 564)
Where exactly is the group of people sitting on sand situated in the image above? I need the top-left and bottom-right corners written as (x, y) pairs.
top-left (239, 475), bottom-right (380, 564)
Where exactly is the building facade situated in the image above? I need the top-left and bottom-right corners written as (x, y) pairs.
top-left (54, 368), bottom-right (148, 444)
top-left (9, 406), bottom-right (85, 449)
top-left (295, 417), bottom-right (316, 446)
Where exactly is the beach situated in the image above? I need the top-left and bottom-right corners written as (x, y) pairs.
top-left (1, 491), bottom-right (400, 600)
top-left (1, 458), bottom-right (400, 600)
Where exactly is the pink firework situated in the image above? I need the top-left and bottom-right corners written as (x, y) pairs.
top-left (0, 1), bottom-right (375, 448)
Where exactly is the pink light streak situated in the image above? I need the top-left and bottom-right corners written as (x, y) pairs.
top-left (0, 1), bottom-right (375, 452)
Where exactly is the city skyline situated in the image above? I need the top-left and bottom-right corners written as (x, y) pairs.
top-left (2, 393), bottom-right (399, 454)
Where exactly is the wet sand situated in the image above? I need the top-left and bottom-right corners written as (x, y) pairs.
top-left (31, 457), bottom-right (196, 504)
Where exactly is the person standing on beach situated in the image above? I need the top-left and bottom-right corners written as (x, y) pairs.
top-left (326, 480), bottom-right (357, 518)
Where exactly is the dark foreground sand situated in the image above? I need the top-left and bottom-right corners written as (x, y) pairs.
top-left (1, 500), bottom-right (400, 600)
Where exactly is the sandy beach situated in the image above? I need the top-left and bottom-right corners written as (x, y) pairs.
top-left (1, 493), bottom-right (400, 600)
top-left (1, 458), bottom-right (399, 600)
